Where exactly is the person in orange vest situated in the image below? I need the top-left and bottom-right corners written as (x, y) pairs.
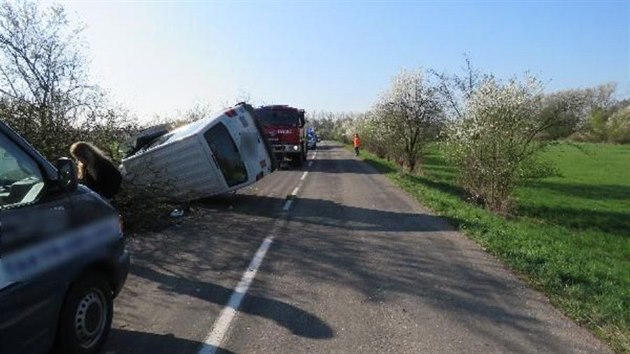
top-left (353, 133), bottom-right (361, 157)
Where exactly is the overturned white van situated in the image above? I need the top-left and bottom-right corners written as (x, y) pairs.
top-left (120, 103), bottom-right (276, 200)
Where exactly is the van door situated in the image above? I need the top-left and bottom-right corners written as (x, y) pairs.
top-left (0, 132), bottom-right (72, 354)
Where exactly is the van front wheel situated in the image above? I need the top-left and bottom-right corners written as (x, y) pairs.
top-left (56, 274), bottom-right (113, 354)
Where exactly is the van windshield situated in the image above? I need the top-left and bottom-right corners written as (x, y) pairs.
top-left (203, 123), bottom-right (248, 187)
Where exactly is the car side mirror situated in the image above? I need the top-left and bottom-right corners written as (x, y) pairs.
top-left (55, 157), bottom-right (78, 192)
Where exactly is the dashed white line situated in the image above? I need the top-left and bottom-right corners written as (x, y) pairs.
top-left (198, 234), bottom-right (275, 354)
top-left (198, 152), bottom-right (315, 353)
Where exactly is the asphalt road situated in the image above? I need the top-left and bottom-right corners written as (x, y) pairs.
top-left (103, 142), bottom-right (610, 354)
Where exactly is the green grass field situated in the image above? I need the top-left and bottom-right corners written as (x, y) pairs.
top-left (358, 143), bottom-right (630, 353)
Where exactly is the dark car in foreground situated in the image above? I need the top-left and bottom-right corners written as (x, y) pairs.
top-left (0, 119), bottom-right (129, 354)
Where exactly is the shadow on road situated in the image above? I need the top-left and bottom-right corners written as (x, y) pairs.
top-left (308, 143), bottom-right (338, 151)
top-left (258, 208), bottom-right (585, 353)
top-left (132, 264), bottom-right (334, 340)
top-left (178, 212), bottom-right (559, 351)
top-left (198, 194), bottom-right (453, 233)
top-left (104, 329), bottom-right (236, 354)
top-left (304, 159), bottom-right (384, 174)
top-left (106, 208), bottom-right (334, 353)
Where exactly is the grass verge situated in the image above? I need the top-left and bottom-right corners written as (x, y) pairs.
top-left (352, 143), bottom-right (630, 353)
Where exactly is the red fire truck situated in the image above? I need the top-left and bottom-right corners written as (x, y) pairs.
top-left (254, 105), bottom-right (307, 167)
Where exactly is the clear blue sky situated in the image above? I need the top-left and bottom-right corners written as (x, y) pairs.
top-left (62, 1), bottom-right (629, 120)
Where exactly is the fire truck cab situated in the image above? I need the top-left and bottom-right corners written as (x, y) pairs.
top-left (254, 105), bottom-right (307, 167)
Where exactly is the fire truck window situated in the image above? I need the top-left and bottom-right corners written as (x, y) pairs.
top-left (256, 110), bottom-right (299, 127)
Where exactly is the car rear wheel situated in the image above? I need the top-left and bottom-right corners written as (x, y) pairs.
top-left (55, 274), bottom-right (113, 354)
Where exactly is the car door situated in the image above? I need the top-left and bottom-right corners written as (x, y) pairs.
top-left (0, 132), bottom-right (73, 354)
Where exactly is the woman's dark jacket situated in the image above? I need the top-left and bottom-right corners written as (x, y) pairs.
top-left (81, 157), bottom-right (122, 199)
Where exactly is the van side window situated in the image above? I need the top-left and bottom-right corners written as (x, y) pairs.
top-left (204, 123), bottom-right (248, 187)
top-left (0, 134), bottom-right (45, 208)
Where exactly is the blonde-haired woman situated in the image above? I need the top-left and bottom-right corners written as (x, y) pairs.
top-left (70, 142), bottom-right (122, 199)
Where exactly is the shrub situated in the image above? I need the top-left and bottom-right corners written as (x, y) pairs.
top-left (372, 69), bottom-right (444, 172)
top-left (446, 75), bottom-right (552, 213)
top-left (607, 104), bottom-right (630, 144)
top-left (112, 181), bottom-right (180, 233)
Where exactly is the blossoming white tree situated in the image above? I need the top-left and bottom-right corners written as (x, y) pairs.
top-left (446, 74), bottom-right (551, 212)
top-left (0, 1), bottom-right (135, 159)
top-left (373, 69), bottom-right (444, 171)
top-left (539, 83), bottom-right (617, 140)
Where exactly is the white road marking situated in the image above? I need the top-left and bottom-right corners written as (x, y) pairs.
top-left (198, 234), bottom-right (276, 354)
top-left (308, 161), bottom-right (313, 167)
top-left (198, 168), bottom-right (307, 353)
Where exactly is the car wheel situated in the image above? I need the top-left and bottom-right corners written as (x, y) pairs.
top-left (56, 274), bottom-right (113, 354)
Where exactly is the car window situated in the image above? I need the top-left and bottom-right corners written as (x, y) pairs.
top-left (0, 133), bottom-right (45, 208)
top-left (203, 123), bottom-right (248, 187)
